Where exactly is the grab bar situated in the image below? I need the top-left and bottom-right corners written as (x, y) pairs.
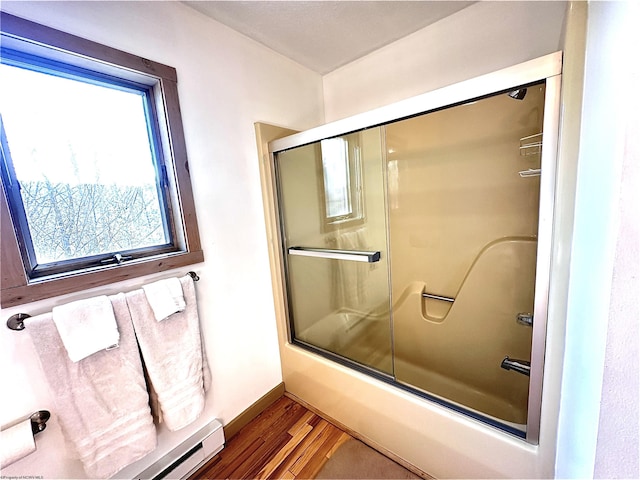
top-left (288, 246), bottom-right (380, 263)
top-left (421, 292), bottom-right (455, 303)
top-left (500, 356), bottom-right (531, 376)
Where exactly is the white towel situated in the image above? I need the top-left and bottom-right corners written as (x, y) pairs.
top-left (52, 295), bottom-right (120, 362)
top-left (126, 274), bottom-right (210, 431)
top-left (27, 293), bottom-right (156, 478)
top-left (142, 277), bottom-right (186, 321)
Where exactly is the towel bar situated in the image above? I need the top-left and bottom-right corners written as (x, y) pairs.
top-left (6, 271), bottom-right (200, 331)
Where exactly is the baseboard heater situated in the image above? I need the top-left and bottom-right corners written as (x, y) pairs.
top-left (129, 420), bottom-right (225, 480)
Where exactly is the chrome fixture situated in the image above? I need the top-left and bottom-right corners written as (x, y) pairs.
top-left (187, 271), bottom-right (200, 281)
top-left (508, 88), bottom-right (527, 100)
top-left (6, 312), bottom-right (30, 331)
top-left (501, 356), bottom-right (531, 376)
top-left (422, 292), bottom-right (455, 303)
top-left (288, 246), bottom-right (380, 263)
top-left (30, 410), bottom-right (51, 435)
top-left (516, 313), bottom-right (533, 326)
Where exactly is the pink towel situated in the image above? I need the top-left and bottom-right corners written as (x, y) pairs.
top-left (125, 274), bottom-right (210, 431)
top-left (27, 293), bottom-right (156, 478)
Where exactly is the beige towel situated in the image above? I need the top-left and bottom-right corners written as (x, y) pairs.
top-left (27, 293), bottom-right (156, 478)
top-left (142, 277), bottom-right (186, 321)
top-left (52, 295), bottom-right (119, 362)
top-left (126, 275), bottom-right (210, 431)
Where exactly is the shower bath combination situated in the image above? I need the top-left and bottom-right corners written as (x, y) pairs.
top-left (265, 53), bottom-right (561, 445)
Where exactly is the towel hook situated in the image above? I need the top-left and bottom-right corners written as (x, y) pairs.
top-left (7, 313), bottom-right (30, 331)
top-left (187, 271), bottom-right (200, 282)
top-left (30, 410), bottom-right (51, 435)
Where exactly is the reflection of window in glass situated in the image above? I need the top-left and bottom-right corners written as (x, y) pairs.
top-left (321, 138), bottom-right (350, 218)
top-left (320, 137), bottom-right (363, 226)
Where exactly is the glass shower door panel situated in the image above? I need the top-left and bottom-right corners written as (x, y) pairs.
top-left (386, 83), bottom-right (546, 427)
top-left (276, 129), bottom-right (393, 375)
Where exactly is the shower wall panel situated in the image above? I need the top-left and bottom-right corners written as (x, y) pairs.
top-left (386, 84), bottom-right (546, 425)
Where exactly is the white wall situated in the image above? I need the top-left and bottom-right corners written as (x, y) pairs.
top-left (556, 1), bottom-right (639, 477)
top-left (323, 1), bottom-right (567, 122)
top-left (0, 1), bottom-right (323, 478)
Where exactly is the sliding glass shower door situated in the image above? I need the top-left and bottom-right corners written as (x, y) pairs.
top-left (274, 84), bottom-right (548, 433)
top-left (275, 129), bottom-right (393, 375)
top-left (386, 83), bottom-right (546, 427)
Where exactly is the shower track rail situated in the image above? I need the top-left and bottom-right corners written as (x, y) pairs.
top-left (288, 246), bottom-right (381, 263)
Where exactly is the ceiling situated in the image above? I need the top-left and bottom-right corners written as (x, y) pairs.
top-left (183, 1), bottom-right (475, 75)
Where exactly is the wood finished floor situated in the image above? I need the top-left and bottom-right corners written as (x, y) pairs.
top-left (189, 395), bottom-right (353, 479)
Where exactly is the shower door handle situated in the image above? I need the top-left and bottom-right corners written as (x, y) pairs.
top-left (288, 246), bottom-right (380, 263)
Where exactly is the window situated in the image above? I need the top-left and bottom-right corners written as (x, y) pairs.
top-left (1, 13), bottom-right (203, 307)
top-left (320, 136), bottom-right (364, 228)
top-left (1, 57), bottom-right (172, 273)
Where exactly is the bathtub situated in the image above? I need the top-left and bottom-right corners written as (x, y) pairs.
top-left (297, 304), bottom-right (528, 433)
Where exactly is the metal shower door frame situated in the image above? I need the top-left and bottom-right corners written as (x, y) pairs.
top-left (269, 51), bottom-right (563, 444)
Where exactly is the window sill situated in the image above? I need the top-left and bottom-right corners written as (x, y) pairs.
top-left (1, 249), bottom-right (204, 308)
